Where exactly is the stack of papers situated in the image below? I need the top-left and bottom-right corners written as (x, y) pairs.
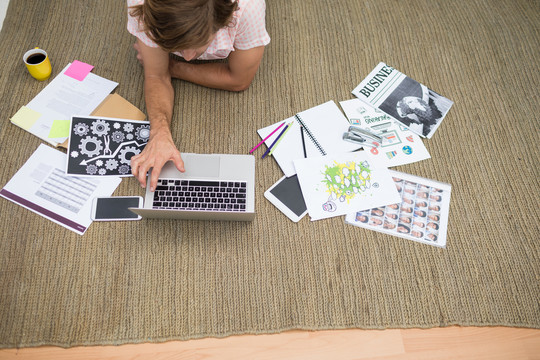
top-left (2, 61), bottom-right (146, 235)
top-left (258, 61), bottom-right (453, 247)
top-left (10, 62), bottom-right (118, 146)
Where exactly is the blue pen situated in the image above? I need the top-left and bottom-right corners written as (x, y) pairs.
top-left (262, 121), bottom-right (292, 159)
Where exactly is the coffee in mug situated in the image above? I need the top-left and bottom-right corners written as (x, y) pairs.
top-left (23, 47), bottom-right (52, 81)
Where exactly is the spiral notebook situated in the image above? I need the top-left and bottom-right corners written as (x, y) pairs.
top-left (257, 101), bottom-right (360, 177)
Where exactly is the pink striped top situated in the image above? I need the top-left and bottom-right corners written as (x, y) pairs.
top-left (127, 0), bottom-right (270, 60)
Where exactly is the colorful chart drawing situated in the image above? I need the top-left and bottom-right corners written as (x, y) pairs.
top-left (321, 160), bottom-right (372, 210)
top-left (399, 124), bottom-right (409, 131)
top-left (381, 130), bottom-right (402, 147)
top-left (386, 151), bottom-right (397, 159)
top-left (402, 145), bottom-right (413, 155)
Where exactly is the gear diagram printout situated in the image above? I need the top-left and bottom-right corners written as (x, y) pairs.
top-left (66, 116), bottom-right (150, 176)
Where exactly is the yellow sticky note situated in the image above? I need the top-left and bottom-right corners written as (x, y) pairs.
top-left (48, 120), bottom-right (70, 138)
top-left (10, 106), bottom-right (41, 131)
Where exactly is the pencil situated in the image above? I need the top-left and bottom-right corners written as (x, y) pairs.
top-left (261, 121), bottom-right (292, 159)
top-left (268, 121), bottom-right (294, 157)
top-left (300, 125), bottom-right (307, 158)
top-left (249, 121), bottom-right (285, 153)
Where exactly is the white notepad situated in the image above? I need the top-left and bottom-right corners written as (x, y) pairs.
top-left (257, 101), bottom-right (360, 177)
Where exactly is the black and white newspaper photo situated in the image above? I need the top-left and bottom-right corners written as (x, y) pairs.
top-left (352, 62), bottom-right (453, 139)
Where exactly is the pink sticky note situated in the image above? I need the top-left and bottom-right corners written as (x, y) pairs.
top-left (64, 60), bottom-right (94, 81)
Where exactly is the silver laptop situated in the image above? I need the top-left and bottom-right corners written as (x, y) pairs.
top-left (129, 153), bottom-right (255, 221)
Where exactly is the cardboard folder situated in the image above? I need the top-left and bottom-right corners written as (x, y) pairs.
top-left (58, 93), bottom-right (146, 149)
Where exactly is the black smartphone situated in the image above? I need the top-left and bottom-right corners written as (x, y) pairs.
top-left (91, 196), bottom-right (143, 221)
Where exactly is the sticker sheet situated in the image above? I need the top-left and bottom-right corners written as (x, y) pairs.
top-left (294, 152), bottom-right (401, 221)
top-left (66, 116), bottom-right (150, 176)
top-left (345, 170), bottom-right (451, 247)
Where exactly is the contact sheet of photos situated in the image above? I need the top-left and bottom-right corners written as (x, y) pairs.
top-left (345, 170), bottom-right (451, 248)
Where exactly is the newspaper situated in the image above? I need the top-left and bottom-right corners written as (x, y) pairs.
top-left (352, 62), bottom-right (453, 139)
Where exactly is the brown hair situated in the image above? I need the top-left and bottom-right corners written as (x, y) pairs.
top-left (130, 0), bottom-right (238, 52)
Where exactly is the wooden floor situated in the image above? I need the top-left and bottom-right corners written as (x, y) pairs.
top-left (0, 326), bottom-right (538, 359)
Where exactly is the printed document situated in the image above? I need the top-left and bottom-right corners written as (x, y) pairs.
top-left (10, 63), bottom-right (118, 146)
top-left (0, 144), bottom-right (122, 235)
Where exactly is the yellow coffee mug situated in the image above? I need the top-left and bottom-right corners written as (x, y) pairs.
top-left (23, 47), bottom-right (52, 81)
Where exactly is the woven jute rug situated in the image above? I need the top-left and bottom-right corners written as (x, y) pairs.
top-left (0, 0), bottom-right (538, 348)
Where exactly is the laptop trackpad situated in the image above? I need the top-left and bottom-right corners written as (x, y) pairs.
top-left (184, 154), bottom-right (220, 178)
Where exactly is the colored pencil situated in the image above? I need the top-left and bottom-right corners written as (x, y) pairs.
top-left (268, 121), bottom-right (294, 157)
top-left (261, 121), bottom-right (292, 159)
top-left (249, 121), bottom-right (285, 153)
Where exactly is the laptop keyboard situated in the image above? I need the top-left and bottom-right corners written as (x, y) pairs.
top-left (152, 179), bottom-right (247, 212)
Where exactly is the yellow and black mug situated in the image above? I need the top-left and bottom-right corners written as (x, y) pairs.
top-left (23, 47), bottom-right (52, 81)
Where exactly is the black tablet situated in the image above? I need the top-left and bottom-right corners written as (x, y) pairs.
top-left (264, 175), bottom-right (307, 222)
